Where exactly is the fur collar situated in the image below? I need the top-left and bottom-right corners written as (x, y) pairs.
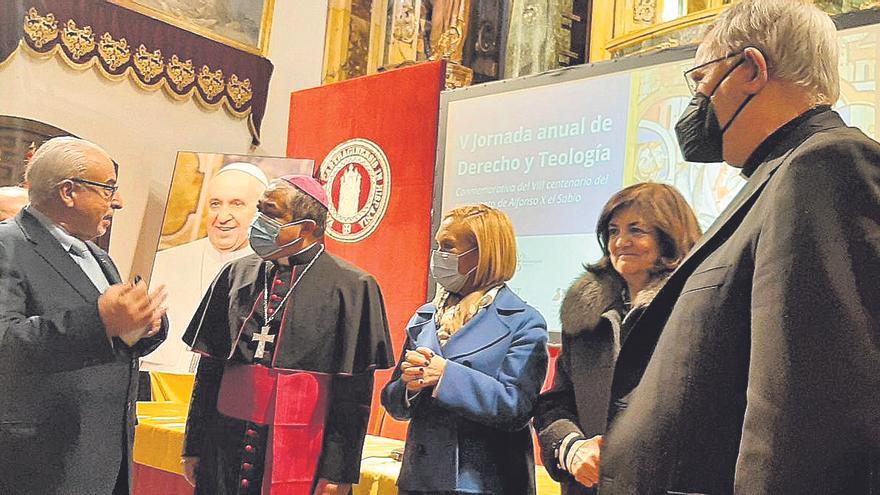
top-left (559, 268), bottom-right (668, 336)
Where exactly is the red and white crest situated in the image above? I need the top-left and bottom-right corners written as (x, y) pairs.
top-left (319, 138), bottom-right (391, 243)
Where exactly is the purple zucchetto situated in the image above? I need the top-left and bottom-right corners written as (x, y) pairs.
top-left (279, 174), bottom-right (329, 209)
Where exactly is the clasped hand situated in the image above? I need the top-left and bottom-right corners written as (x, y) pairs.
top-left (569, 435), bottom-right (603, 488)
top-left (400, 346), bottom-right (446, 392)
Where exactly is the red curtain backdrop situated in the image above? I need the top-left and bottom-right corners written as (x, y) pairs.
top-left (287, 61), bottom-right (446, 438)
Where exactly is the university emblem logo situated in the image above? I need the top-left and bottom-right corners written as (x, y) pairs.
top-left (319, 138), bottom-right (392, 243)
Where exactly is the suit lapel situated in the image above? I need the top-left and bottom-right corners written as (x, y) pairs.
top-left (674, 154), bottom-right (779, 274)
top-left (17, 209), bottom-right (101, 301)
top-left (618, 110), bottom-right (848, 367)
top-left (442, 287), bottom-right (521, 361)
top-left (624, 149), bottom-right (790, 348)
top-left (406, 305), bottom-right (443, 357)
top-left (441, 310), bottom-right (503, 360)
top-left (87, 242), bottom-right (121, 285)
top-left (674, 109), bottom-right (845, 280)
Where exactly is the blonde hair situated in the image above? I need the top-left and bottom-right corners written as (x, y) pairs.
top-left (434, 204), bottom-right (518, 338)
top-left (701, 0), bottom-right (839, 104)
top-left (442, 203), bottom-right (517, 290)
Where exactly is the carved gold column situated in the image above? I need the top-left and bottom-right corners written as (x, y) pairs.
top-left (589, 0), bottom-right (616, 61)
top-left (322, 0), bottom-right (385, 84)
top-left (368, 0), bottom-right (389, 74)
top-left (382, 0), bottom-right (425, 68)
top-left (323, 0), bottom-right (353, 84)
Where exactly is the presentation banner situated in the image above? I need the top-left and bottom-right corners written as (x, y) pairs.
top-left (287, 61), bottom-right (446, 437)
top-left (443, 72), bottom-right (631, 237)
top-left (436, 25), bottom-right (880, 337)
top-left (441, 72), bottom-right (636, 336)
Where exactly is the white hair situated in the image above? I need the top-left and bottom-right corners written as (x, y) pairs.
top-left (25, 137), bottom-right (112, 207)
top-left (702, 0), bottom-right (839, 104)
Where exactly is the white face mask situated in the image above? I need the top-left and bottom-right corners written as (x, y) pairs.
top-left (430, 247), bottom-right (476, 294)
top-left (248, 213), bottom-right (315, 259)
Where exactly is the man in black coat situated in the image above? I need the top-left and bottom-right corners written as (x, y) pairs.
top-left (599, 1), bottom-right (880, 494)
top-left (0, 137), bottom-right (168, 494)
top-left (180, 175), bottom-right (394, 495)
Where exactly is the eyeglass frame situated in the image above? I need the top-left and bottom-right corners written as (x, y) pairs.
top-left (66, 177), bottom-right (119, 199)
top-left (683, 51), bottom-right (743, 95)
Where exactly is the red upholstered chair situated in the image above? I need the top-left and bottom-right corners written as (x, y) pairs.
top-left (368, 368), bottom-right (396, 435)
top-left (377, 407), bottom-right (410, 441)
top-left (533, 346), bottom-right (560, 466)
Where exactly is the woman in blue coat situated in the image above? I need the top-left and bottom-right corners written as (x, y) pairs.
top-left (382, 204), bottom-right (549, 495)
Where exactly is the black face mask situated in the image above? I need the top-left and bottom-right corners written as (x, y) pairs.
top-left (675, 58), bottom-right (756, 163)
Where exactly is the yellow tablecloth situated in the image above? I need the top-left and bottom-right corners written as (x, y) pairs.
top-left (149, 372), bottom-right (195, 403)
top-left (353, 435), bottom-right (407, 495)
top-left (133, 401), bottom-right (189, 475)
top-left (134, 374), bottom-right (560, 495)
top-left (352, 435), bottom-right (560, 495)
top-left (134, 406), bottom-right (560, 495)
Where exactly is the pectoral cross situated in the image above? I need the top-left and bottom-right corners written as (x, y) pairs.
top-left (252, 325), bottom-right (275, 359)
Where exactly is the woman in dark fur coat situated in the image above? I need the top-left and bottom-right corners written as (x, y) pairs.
top-left (534, 183), bottom-right (702, 494)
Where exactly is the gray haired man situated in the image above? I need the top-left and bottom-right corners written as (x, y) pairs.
top-left (0, 136), bottom-right (168, 494)
top-left (599, 1), bottom-right (880, 493)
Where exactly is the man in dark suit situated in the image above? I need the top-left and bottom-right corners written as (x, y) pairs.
top-left (599, 1), bottom-right (880, 494)
top-left (0, 137), bottom-right (168, 494)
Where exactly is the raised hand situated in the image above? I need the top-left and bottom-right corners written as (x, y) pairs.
top-left (98, 280), bottom-right (167, 345)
